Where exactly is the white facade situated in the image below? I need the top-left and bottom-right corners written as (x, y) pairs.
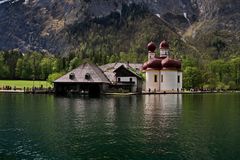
top-left (117, 77), bottom-right (137, 84)
top-left (117, 76), bottom-right (138, 92)
top-left (160, 49), bottom-right (169, 57)
top-left (146, 70), bottom-right (160, 92)
top-left (148, 52), bottom-right (155, 60)
top-left (145, 70), bottom-right (182, 92)
top-left (160, 70), bottom-right (182, 91)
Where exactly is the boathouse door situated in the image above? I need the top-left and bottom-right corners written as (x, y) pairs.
top-left (89, 84), bottom-right (101, 97)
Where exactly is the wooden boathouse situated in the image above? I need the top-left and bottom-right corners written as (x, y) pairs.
top-left (54, 63), bottom-right (110, 96)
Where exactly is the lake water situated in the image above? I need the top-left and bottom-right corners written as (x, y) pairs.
top-left (0, 93), bottom-right (240, 159)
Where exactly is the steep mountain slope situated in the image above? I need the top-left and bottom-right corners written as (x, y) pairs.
top-left (183, 0), bottom-right (240, 55)
top-left (0, 0), bottom-right (86, 53)
top-left (0, 0), bottom-right (239, 57)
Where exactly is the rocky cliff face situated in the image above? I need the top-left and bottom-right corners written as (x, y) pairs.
top-left (0, 0), bottom-right (239, 55)
top-left (0, 0), bottom-right (86, 53)
top-left (189, 0), bottom-right (240, 33)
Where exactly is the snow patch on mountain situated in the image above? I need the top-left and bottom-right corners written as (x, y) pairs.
top-left (0, 0), bottom-right (28, 5)
top-left (0, 0), bottom-right (11, 4)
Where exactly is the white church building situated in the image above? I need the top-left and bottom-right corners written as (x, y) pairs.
top-left (142, 40), bottom-right (182, 92)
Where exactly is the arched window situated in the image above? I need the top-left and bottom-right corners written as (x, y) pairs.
top-left (69, 73), bottom-right (75, 80)
top-left (85, 73), bottom-right (91, 80)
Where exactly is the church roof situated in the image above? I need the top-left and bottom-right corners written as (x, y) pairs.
top-left (160, 40), bottom-right (169, 49)
top-left (142, 57), bottom-right (181, 71)
top-left (54, 63), bottom-right (110, 84)
top-left (142, 58), bottom-right (163, 70)
top-left (162, 57), bottom-right (181, 69)
top-left (147, 41), bottom-right (157, 52)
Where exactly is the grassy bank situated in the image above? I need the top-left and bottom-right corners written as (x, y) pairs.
top-left (0, 80), bottom-right (52, 89)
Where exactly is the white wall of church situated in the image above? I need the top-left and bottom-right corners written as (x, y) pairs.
top-left (145, 70), bottom-right (182, 92)
top-left (160, 70), bottom-right (179, 91)
top-left (145, 70), bottom-right (160, 92)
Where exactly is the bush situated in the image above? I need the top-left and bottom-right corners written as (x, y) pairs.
top-left (47, 72), bottom-right (65, 84)
top-left (228, 81), bottom-right (237, 90)
top-left (216, 82), bottom-right (229, 90)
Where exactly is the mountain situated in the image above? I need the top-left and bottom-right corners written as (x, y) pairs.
top-left (0, 0), bottom-right (239, 58)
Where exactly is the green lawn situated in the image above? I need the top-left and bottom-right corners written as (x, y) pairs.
top-left (0, 80), bottom-right (52, 89)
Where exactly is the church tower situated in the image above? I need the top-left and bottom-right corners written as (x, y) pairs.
top-left (159, 40), bottom-right (170, 57)
top-left (143, 40), bottom-right (182, 92)
top-left (147, 42), bottom-right (156, 60)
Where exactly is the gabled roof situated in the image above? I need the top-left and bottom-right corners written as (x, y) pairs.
top-left (100, 62), bottom-right (143, 72)
top-left (99, 62), bottom-right (143, 82)
top-left (54, 63), bottom-right (110, 84)
top-left (113, 65), bottom-right (143, 79)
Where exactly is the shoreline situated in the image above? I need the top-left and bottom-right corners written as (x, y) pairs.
top-left (105, 90), bottom-right (240, 96)
top-left (1, 89), bottom-right (239, 95)
top-left (0, 89), bottom-right (53, 94)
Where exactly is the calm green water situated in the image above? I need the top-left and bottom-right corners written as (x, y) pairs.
top-left (0, 93), bottom-right (240, 160)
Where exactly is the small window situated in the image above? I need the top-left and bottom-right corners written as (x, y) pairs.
top-left (130, 78), bottom-right (132, 82)
top-left (178, 75), bottom-right (180, 83)
top-left (85, 73), bottom-right (91, 80)
top-left (154, 75), bottom-right (158, 83)
top-left (161, 75), bottom-right (163, 83)
top-left (118, 78), bottom-right (121, 82)
top-left (69, 73), bottom-right (75, 80)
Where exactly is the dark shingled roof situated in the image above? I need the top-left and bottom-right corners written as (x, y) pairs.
top-left (113, 65), bottom-right (143, 79)
top-left (99, 63), bottom-right (143, 82)
top-left (54, 63), bottom-right (110, 84)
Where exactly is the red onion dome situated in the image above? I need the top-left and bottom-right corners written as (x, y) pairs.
top-left (142, 58), bottom-right (162, 70)
top-left (160, 40), bottom-right (169, 49)
top-left (147, 41), bottom-right (156, 52)
top-left (161, 57), bottom-right (181, 69)
top-left (142, 62), bottom-right (148, 70)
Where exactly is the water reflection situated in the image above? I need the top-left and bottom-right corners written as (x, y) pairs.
top-left (144, 94), bottom-right (182, 135)
top-left (1, 93), bottom-right (240, 159)
top-left (52, 94), bottom-right (183, 134)
top-left (51, 95), bottom-right (183, 159)
top-left (145, 94), bottom-right (182, 114)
